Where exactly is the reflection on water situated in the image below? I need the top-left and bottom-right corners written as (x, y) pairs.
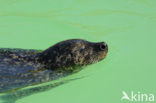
top-left (0, 75), bottom-right (84, 103)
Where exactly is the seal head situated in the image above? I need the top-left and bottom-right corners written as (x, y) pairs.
top-left (38, 39), bottom-right (108, 71)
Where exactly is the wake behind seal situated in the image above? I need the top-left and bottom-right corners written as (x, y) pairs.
top-left (0, 39), bottom-right (108, 92)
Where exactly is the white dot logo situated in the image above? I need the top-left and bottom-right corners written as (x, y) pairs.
top-left (121, 91), bottom-right (155, 102)
top-left (121, 91), bottom-right (130, 101)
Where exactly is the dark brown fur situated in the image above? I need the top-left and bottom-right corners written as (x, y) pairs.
top-left (0, 39), bottom-right (108, 92)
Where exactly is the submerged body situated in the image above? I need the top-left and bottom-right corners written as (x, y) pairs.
top-left (0, 39), bottom-right (108, 93)
top-left (0, 49), bottom-right (51, 92)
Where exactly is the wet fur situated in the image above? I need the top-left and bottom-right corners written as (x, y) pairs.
top-left (0, 39), bottom-right (108, 93)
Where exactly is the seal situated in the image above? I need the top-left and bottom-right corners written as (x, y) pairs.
top-left (0, 39), bottom-right (108, 93)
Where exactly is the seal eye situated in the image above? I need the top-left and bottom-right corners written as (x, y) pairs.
top-left (100, 42), bottom-right (107, 50)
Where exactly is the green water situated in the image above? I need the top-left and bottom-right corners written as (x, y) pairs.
top-left (0, 0), bottom-right (156, 103)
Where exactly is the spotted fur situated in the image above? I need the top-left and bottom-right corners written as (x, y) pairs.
top-left (0, 39), bottom-right (108, 93)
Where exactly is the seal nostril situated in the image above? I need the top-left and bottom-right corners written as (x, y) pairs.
top-left (100, 42), bottom-right (106, 50)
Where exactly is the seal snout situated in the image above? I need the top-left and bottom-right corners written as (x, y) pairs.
top-left (100, 42), bottom-right (108, 51)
